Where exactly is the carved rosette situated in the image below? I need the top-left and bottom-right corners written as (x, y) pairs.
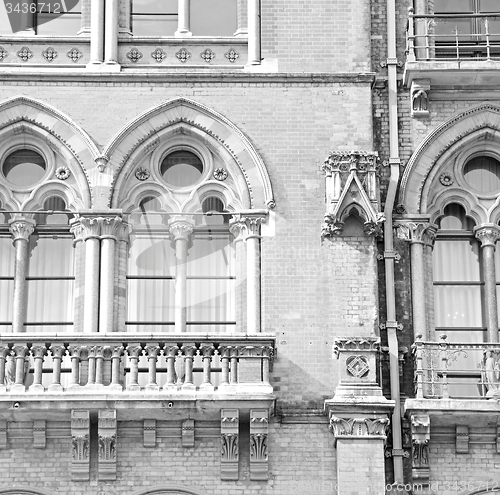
top-left (71, 410), bottom-right (90, 481)
top-left (221, 409), bottom-right (239, 481)
top-left (98, 410), bottom-right (117, 481)
top-left (250, 409), bottom-right (269, 480)
top-left (474, 225), bottom-right (500, 248)
top-left (411, 414), bottom-right (430, 484)
top-left (321, 150), bottom-right (382, 238)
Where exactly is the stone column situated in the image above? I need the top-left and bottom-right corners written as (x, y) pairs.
top-left (242, 213), bottom-right (266, 334)
top-left (79, 0), bottom-right (92, 35)
top-left (396, 220), bottom-right (433, 340)
top-left (89, 0), bottom-right (105, 64)
top-left (104, 0), bottom-right (120, 64)
top-left (229, 219), bottom-right (247, 333)
top-left (423, 226), bottom-right (437, 337)
top-left (168, 216), bottom-right (195, 333)
top-left (247, 0), bottom-right (261, 65)
top-left (235, 0), bottom-right (248, 36)
top-left (175, 0), bottom-right (192, 36)
top-left (475, 225), bottom-right (500, 343)
top-left (9, 218), bottom-right (35, 333)
top-left (99, 217), bottom-right (122, 333)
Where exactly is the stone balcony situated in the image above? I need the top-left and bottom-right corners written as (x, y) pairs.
top-left (0, 333), bottom-right (275, 422)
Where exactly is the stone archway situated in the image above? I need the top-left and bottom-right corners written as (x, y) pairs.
top-left (130, 486), bottom-right (205, 495)
top-left (0, 488), bottom-right (56, 495)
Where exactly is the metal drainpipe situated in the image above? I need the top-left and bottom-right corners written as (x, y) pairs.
top-left (384, 0), bottom-right (404, 484)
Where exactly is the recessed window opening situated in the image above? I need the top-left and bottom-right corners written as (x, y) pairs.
top-left (464, 156), bottom-right (500, 193)
top-left (34, 196), bottom-right (73, 225)
top-left (132, 0), bottom-right (178, 36)
top-left (161, 150), bottom-right (203, 187)
top-left (3, 149), bottom-right (46, 187)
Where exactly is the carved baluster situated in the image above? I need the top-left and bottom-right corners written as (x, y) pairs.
top-left (200, 344), bottom-right (215, 391)
top-left (12, 344), bottom-right (29, 393)
top-left (0, 344), bottom-right (10, 393)
top-left (110, 345), bottom-right (124, 390)
top-left (30, 344), bottom-right (47, 392)
top-left (230, 347), bottom-right (239, 385)
top-left (145, 344), bottom-right (160, 391)
top-left (49, 344), bottom-right (66, 392)
top-left (163, 344), bottom-right (178, 391)
top-left (86, 346), bottom-right (96, 387)
top-left (126, 343), bottom-right (142, 391)
top-left (68, 345), bottom-right (84, 389)
top-left (181, 343), bottom-right (197, 390)
top-left (94, 346), bottom-right (105, 386)
top-left (218, 345), bottom-right (231, 388)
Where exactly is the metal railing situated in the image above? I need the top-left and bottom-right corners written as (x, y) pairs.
top-left (412, 335), bottom-right (500, 399)
top-left (0, 334), bottom-right (274, 394)
top-left (406, 8), bottom-right (500, 61)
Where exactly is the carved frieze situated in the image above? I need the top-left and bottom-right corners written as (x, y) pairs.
top-left (98, 410), bottom-right (117, 481)
top-left (329, 416), bottom-right (390, 443)
top-left (221, 409), bottom-right (239, 481)
top-left (322, 150), bottom-right (383, 237)
top-left (250, 409), bottom-right (269, 481)
top-left (71, 410), bottom-right (90, 481)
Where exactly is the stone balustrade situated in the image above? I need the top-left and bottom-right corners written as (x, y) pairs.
top-left (0, 334), bottom-right (275, 395)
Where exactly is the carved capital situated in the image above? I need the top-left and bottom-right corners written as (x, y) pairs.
top-left (126, 343), bottom-right (143, 358)
top-left (100, 216), bottom-right (123, 240)
top-left (168, 216), bottom-right (195, 241)
top-left (322, 214), bottom-right (344, 238)
top-left (334, 337), bottom-right (380, 357)
top-left (75, 216), bottom-right (102, 240)
top-left (242, 213), bottom-right (266, 237)
top-left (329, 416), bottom-right (390, 441)
top-left (395, 220), bottom-right (433, 244)
top-left (49, 344), bottom-right (66, 358)
top-left (229, 218), bottom-right (247, 240)
top-left (474, 225), bottom-right (500, 248)
top-left (9, 218), bottom-right (35, 242)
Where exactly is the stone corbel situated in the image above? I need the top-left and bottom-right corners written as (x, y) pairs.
top-left (95, 155), bottom-right (109, 173)
top-left (250, 409), bottom-right (269, 480)
top-left (329, 416), bottom-right (390, 446)
top-left (411, 79), bottom-right (430, 118)
top-left (321, 151), bottom-right (384, 238)
top-left (33, 420), bottom-right (46, 449)
top-left (221, 409), bottom-right (239, 481)
top-left (182, 419), bottom-right (195, 448)
top-left (456, 425), bottom-right (469, 454)
top-left (411, 414), bottom-right (430, 484)
top-left (143, 419), bottom-right (156, 448)
top-left (71, 410), bottom-right (90, 481)
top-left (98, 410), bottom-right (117, 481)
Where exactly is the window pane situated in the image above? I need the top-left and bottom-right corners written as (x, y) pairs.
top-left (434, 0), bottom-right (473, 13)
top-left (132, 15), bottom-right (177, 36)
top-left (434, 286), bottom-right (483, 327)
top-left (433, 239), bottom-right (481, 282)
top-left (36, 14), bottom-right (81, 35)
top-left (161, 151), bottom-right (203, 187)
top-left (132, 0), bottom-right (177, 14)
top-left (28, 236), bottom-right (74, 277)
top-left (191, 0), bottom-right (237, 36)
top-left (0, 280), bottom-right (14, 321)
top-left (188, 235), bottom-right (234, 276)
top-left (0, 236), bottom-right (14, 276)
top-left (187, 279), bottom-right (235, 321)
top-left (3, 150), bottom-right (46, 187)
top-left (127, 279), bottom-right (175, 322)
top-left (128, 235), bottom-right (174, 276)
top-left (479, 0), bottom-right (500, 13)
top-left (26, 279), bottom-right (74, 322)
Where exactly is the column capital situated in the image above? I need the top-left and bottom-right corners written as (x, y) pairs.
top-left (422, 224), bottom-right (438, 248)
top-left (9, 217), bottom-right (35, 242)
top-left (100, 216), bottom-right (123, 240)
top-left (168, 215), bottom-right (195, 241)
top-left (329, 415), bottom-right (390, 443)
top-left (394, 219), bottom-right (434, 244)
top-left (474, 224), bottom-right (500, 248)
top-left (239, 210), bottom-right (268, 237)
top-left (229, 218), bottom-right (247, 240)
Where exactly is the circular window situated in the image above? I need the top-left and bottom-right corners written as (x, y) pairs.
top-left (160, 150), bottom-right (203, 187)
top-left (463, 156), bottom-right (500, 193)
top-left (3, 149), bottom-right (46, 187)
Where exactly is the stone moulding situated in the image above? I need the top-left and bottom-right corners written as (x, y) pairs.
top-left (322, 150), bottom-right (384, 238)
top-left (221, 409), bottom-right (239, 481)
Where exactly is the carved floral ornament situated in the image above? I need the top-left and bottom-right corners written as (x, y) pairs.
top-left (321, 150), bottom-right (384, 238)
top-left (333, 337), bottom-right (380, 358)
top-left (329, 416), bottom-right (390, 440)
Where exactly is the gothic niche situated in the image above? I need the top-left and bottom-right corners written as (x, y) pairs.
top-left (410, 79), bottom-right (430, 118)
top-left (322, 151), bottom-right (384, 238)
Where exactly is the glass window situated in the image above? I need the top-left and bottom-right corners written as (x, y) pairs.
top-left (161, 150), bottom-right (203, 187)
top-left (464, 156), bottom-right (500, 193)
top-left (131, 0), bottom-right (177, 36)
top-left (191, 0), bottom-right (237, 36)
top-left (3, 150), bottom-right (46, 187)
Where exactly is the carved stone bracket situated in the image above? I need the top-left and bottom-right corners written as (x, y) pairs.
top-left (221, 409), bottom-right (239, 481)
top-left (456, 425), bottom-right (469, 454)
top-left (33, 420), bottom-right (46, 449)
top-left (250, 409), bottom-right (269, 481)
top-left (411, 414), bottom-right (430, 485)
top-left (411, 79), bottom-right (430, 118)
top-left (71, 410), bottom-right (90, 481)
top-left (98, 410), bottom-right (117, 481)
top-left (182, 419), bottom-right (195, 448)
top-left (322, 150), bottom-right (384, 237)
top-left (144, 419), bottom-right (156, 448)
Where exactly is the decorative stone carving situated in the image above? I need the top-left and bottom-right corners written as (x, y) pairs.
top-left (322, 150), bottom-right (383, 237)
top-left (474, 225), bottom-right (500, 248)
top-left (395, 219), bottom-right (436, 245)
top-left (456, 425), bottom-right (469, 454)
top-left (182, 419), bottom-right (195, 448)
top-left (9, 218), bottom-right (35, 242)
top-left (33, 420), bottom-right (46, 449)
top-left (0, 46), bottom-right (8, 62)
top-left (411, 414), bottom-right (430, 484)
top-left (200, 48), bottom-right (216, 63)
top-left (55, 166), bottom-right (70, 180)
top-left (17, 46), bottom-right (33, 62)
top-left (176, 48), bottom-right (191, 63)
top-left (71, 410), bottom-right (90, 481)
top-left (126, 48), bottom-right (143, 63)
top-left (346, 355), bottom-right (370, 378)
top-left (411, 79), bottom-right (430, 118)
top-left (67, 47), bottom-right (83, 63)
top-left (143, 419), bottom-right (156, 448)
top-left (439, 172), bottom-right (454, 186)
top-left (168, 216), bottom-right (195, 242)
top-left (224, 48), bottom-right (240, 63)
top-left (135, 166), bottom-right (150, 181)
top-left (213, 167), bottom-right (228, 181)
top-left (250, 409), bottom-right (269, 480)
top-left (0, 420), bottom-right (6, 449)
top-left (98, 410), bottom-right (117, 481)
top-left (221, 409), bottom-right (239, 481)
top-left (42, 47), bottom-right (58, 62)
top-left (151, 47), bottom-right (167, 63)
top-left (95, 156), bottom-right (108, 173)
top-left (330, 417), bottom-right (389, 438)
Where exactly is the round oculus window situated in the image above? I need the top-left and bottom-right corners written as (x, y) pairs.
top-left (160, 150), bottom-right (203, 187)
top-left (463, 156), bottom-right (500, 193)
top-left (3, 149), bottom-right (46, 187)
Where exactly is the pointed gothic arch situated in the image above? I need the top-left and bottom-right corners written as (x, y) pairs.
top-left (106, 97), bottom-right (275, 211)
top-left (0, 488), bottom-right (57, 495)
top-left (130, 486), bottom-right (205, 495)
